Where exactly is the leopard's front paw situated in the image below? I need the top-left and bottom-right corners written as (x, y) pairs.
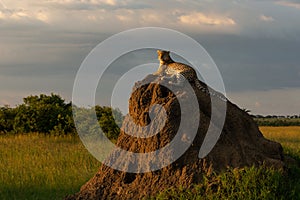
top-left (161, 76), bottom-right (170, 81)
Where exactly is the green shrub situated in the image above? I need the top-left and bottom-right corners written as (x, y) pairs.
top-left (0, 93), bottom-right (124, 139)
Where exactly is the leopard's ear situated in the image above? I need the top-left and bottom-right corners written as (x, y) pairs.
top-left (167, 51), bottom-right (170, 54)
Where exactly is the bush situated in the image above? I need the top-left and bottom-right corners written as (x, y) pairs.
top-left (0, 106), bottom-right (16, 133)
top-left (11, 94), bottom-right (74, 134)
top-left (0, 93), bottom-right (124, 139)
top-left (95, 106), bottom-right (124, 141)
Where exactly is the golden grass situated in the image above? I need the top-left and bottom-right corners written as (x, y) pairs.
top-left (0, 133), bottom-right (100, 200)
top-left (0, 127), bottom-right (299, 199)
top-left (260, 126), bottom-right (300, 153)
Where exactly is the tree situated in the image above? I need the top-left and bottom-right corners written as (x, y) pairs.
top-left (95, 106), bottom-right (124, 140)
top-left (0, 106), bottom-right (16, 133)
top-left (0, 93), bottom-right (124, 137)
top-left (13, 93), bottom-right (75, 134)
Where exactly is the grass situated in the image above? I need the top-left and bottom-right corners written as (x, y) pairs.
top-left (0, 127), bottom-right (299, 199)
top-left (153, 167), bottom-right (288, 200)
top-left (0, 133), bottom-right (100, 200)
top-left (260, 126), bottom-right (300, 164)
top-left (154, 126), bottom-right (300, 200)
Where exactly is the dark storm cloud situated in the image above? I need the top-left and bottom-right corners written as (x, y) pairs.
top-left (194, 34), bottom-right (300, 92)
top-left (1, 0), bottom-right (299, 114)
top-left (99, 34), bottom-right (300, 93)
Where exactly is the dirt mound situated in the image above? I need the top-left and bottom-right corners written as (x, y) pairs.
top-left (66, 74), bottom-right (285, 200)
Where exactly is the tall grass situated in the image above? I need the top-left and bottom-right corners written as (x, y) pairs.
top-left (153, 167), bottom-right (288, 200)
top-left (0, 127), bottom-right (299, 199)
top-left (0, 133), bottom-right (99, 200)
top-left (153, 127), bottom-right (300, 200)
top-left (260, 126), bottom-right (300, 163)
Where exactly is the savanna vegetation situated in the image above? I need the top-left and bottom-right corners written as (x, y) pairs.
top-left (0, 133), bottom-right (99, 200)
top-left (0, 94), bottom-right (299, 199)
top-left (154, 126), bottom-right (300, 200)
top-left (0, 127), bottom-right (299, 199)
top-left (0, 93), bottom-right (124, 140)
top-left (253, 115), bottom-right (300, 126)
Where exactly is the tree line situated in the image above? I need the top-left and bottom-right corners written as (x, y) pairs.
top-left (252, 115), bottom-right (300, 126)
top-left (1, 93), bottom-right (298, 136)
top-left (0, 94), bottom-right (124, 140)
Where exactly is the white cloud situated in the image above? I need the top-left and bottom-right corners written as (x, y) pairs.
top-left (0, 9), bottom-right (28, 20)
top-left (116, 14), bottom-right (131, 22)
top-left (179, 12), bottom-right (236, 26)
top-left (43, 0), bottom-right (148, 10)
top-left (141, 13), bottom-right (161, 24)
top-left (260, 14), bottom-right (274, 22)
top-left (46, 0), bottom-right (117, 6)
top-left (35, 10), bottom-right (49, 22)
top-left (104, 0), bottom-right (117, 6)
top-left (0, 5), bottom-right (49, 23)
top-left (276, 1), bottom-right (300, 9)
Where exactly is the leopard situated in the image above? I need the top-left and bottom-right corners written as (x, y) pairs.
top-left (154, 50), bottom-right (227, 102)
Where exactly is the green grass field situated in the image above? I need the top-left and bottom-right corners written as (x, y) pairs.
top-left (0, 127), bottom-right (299, 199)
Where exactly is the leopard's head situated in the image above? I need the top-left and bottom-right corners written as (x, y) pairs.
top-left (157, 50), bottom-right (172, 64)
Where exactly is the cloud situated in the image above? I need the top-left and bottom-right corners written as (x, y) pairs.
top-left (43, 0), bottom-right (151, 10)
top-left (46, 0), bottom-right (117, 6)
top-left (45, 0), bottom-right (115, 10)
top-left (179, 12), bottom-right (236, 26)
top-left (0, 7), bottom-right (49, 23)
top-left (101, 0), bottom-right (117, 6)
top-left (0, 0), bottom-right (300, 115)
top-left (140, 13), bottom-right (161, 24)
top-left (0, 8), bottom-right (28, 20)
top-left (260, 14), bottom-right (274, 22)
top-left (276, 1), bottom-right (300, 9)
top-left (194, 34), bottom-right (300, 92)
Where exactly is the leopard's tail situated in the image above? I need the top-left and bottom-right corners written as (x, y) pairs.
top-left (195, 79), bottom-right (227, 102)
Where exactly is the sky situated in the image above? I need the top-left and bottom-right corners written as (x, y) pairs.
top-left (0, 0), bottom-right (300, 115)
